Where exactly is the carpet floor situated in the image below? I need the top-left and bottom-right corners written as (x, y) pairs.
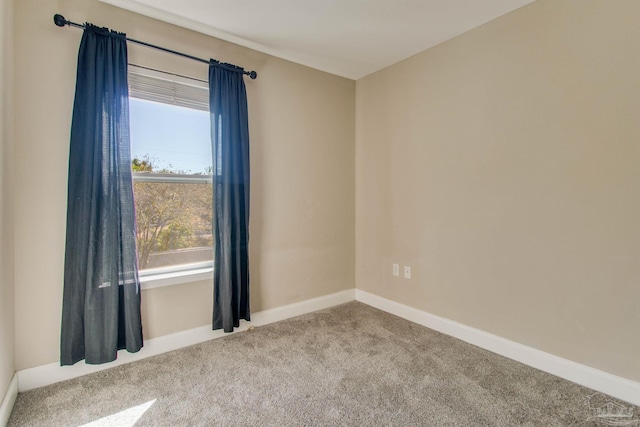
top-left (8, 302), bottom-right (638, 426)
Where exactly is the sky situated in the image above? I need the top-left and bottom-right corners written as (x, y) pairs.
top-left (129, 98), bottom-right (212, 174)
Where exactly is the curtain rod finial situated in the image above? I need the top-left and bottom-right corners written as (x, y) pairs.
top-left (54, 14), bottom-right (68, 27)
top-left (248, 71), bottom-right (257, 80)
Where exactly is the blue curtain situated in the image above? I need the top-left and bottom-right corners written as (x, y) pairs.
top-left (209, 61), bottom-right (251, 332)
top-left (61, 24), bottom-right (143, 365)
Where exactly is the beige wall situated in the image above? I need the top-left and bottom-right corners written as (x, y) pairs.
top-left (356, 0), bottom-right (640, 382)
top-left (13, 0), bottom-right (355, 370)
top-left (0, 0), bottom-right (15, 401)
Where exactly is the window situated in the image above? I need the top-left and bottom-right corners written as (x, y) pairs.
top-left (128, 70), bottom-right (212, 280)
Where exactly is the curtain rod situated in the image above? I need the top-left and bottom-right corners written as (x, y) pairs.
top-left (53, 14), bottom-right (258, 80)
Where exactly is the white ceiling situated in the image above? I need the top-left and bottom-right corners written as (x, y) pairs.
top-left (99, 0), bottom-right (535, 80)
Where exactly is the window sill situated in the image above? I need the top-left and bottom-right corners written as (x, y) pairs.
top-left (140, 267), bottom-right (213, 290)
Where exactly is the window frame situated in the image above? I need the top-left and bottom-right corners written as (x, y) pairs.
top-left (128, 68), bottom-right (213, 289)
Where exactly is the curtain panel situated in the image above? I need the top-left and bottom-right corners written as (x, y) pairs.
top-left (61, 24), bottom-right (143, 366)
top-left (209, 62), bottom-right (251, 332)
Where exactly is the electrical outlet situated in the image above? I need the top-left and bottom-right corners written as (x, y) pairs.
top-left (404, 266), bottom-right (411, 279)
top-left (392, 264), bottom-right (400, 276)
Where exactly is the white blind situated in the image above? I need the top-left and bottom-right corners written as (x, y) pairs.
top-left (128, 71), bottom-right (209, 112)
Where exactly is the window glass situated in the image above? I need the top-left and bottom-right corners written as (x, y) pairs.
top-left (129, 96), bottom-right (213, 272)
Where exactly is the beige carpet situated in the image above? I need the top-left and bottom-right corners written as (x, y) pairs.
top-left (8, 302), bottom-right (639, 426)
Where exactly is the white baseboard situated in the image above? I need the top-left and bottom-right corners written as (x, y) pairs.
top-left (17, 288), bottom-right (355, 392)
top-left (0, 373), bottom-right (18, 427)
top-left (355, 289), bottom-right (640, 407)
top-left (251, 289), bottom-right (355, 326)
top-left (18, 323), bottom-right (250, 392)
top-left (17, 287), bottom-right (639, 408)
